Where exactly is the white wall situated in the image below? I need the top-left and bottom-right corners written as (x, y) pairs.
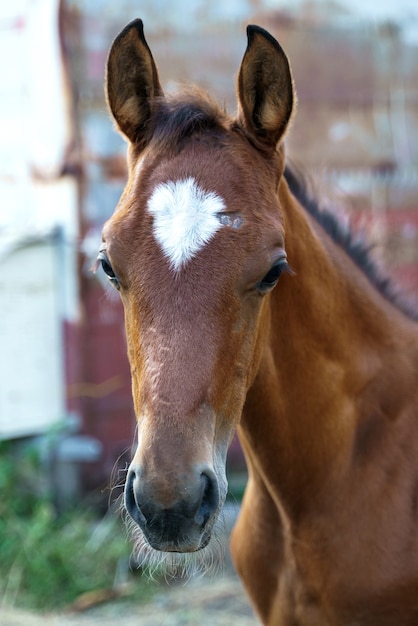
top-left (0, 0), bottom-right (78, 438)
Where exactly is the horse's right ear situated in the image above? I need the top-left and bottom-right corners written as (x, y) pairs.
top-left (237, 25), bottom-right (295, 152)
top-left (106, 19), bottom-right (163, 146)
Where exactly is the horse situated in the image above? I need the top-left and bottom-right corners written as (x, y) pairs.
top-left (99, 19), bottom-right (418, 625)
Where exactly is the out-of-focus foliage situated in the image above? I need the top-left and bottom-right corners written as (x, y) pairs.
top-left (0, 440), bottom-right (151, 610)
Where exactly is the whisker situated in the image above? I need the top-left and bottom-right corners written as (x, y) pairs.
top-left (118, 501), bottom-right (239, 582)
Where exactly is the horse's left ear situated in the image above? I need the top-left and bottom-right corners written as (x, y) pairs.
top-left (106, 19), bottom-right (163, 147)
top-left (237, 25), bottom-right (295, 151)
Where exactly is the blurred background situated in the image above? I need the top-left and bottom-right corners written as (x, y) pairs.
top-left (1, 0), bottom-right (417, 615)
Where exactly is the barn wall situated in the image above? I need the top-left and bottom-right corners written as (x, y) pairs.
top-left (0, 1), bottom-right (79, 441)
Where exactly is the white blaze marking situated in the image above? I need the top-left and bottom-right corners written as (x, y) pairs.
top-left (147, 177), bottom-right (226, 271)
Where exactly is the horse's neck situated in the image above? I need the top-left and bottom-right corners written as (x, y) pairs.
top-left (241, 180), bottom-right (418, 518)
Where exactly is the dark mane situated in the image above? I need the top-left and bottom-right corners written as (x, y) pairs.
top-left (284, 163), bottom-right (418, 322)
top-left (150, 90), bottom-right (229, 153)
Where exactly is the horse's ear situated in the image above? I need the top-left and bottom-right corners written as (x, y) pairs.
top-left (237, 25), bottom-right (295, 151)
top-left (106, 19), bottom-right (163, 146)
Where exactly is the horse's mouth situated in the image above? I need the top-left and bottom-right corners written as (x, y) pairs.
top-left (138, 514), bottom-right (216, 554)
top-left (124, 502), bottom-right (239, 579)
top-left (123, 466), bottom-right (225, 555)
top-left (146, 532), bottom-right (212, 553)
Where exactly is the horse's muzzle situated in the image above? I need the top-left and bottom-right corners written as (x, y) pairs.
top-left (124, 465), bottom-right (220, 552)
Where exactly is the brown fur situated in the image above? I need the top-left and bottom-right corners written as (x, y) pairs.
top-left (102, 20), bottom-right (418, 625)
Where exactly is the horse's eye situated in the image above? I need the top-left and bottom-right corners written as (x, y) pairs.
top-left (257, 258), bottom-right (289, 294)
top-left (97, 251), bottom-right (120, 288)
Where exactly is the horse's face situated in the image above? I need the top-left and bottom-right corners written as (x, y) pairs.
top-left (102, 134), bottom-right (286, 552)
top-left (101, 21), bottom-right (294, 555)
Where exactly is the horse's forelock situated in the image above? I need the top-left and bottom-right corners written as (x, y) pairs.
top-left (149, 90), bottom-right (230, 154)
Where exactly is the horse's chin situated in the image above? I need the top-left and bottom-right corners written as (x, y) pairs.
top-left (124, 502), bottom-right (238, 580)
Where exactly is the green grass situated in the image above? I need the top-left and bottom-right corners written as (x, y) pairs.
top-left (0, 440), bottom-right (152, 610)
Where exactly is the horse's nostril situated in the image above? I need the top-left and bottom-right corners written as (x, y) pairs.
top-left (194, 472), bottom-right (219, 528)
top-left (124, 464), bottom-right (219, 546)
top-left (124, 467), bottom-right (146, 527)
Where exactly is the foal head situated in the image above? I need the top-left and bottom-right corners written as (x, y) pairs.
top-left (101, 20), bottom-right (294, 559)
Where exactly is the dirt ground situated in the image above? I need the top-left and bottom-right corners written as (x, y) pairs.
top-left (1, 572), bottom-right (259, 626)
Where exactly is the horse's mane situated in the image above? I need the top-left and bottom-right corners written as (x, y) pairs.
top-left (150, 90), bottom-right (229, 153)
top-left (148, 93), bottom-right (417, 321)
top-left (284, 163), bottom-right (418, 321)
